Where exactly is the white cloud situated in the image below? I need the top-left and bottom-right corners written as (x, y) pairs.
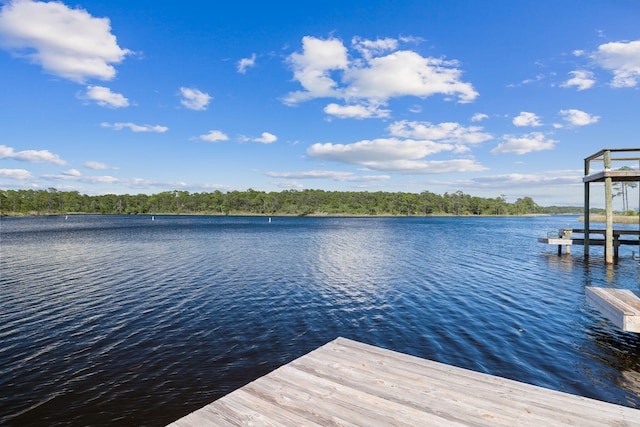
top-left (84, 160), bottom-right (116, 170)
top-left (471, 113), bottom-right (489, 122)
top-left (0, 0), bottom-right (131, 83)
top-left (39, 170), bottom-right (194, 191)
top-left (343, 50), bottom-right (478, 103)
top-left (101, 122), bottom-right (168, 133)
top-left (253, 132), bottom-right (277, 144)
top-left (62, 168), bottom-right (81, 177)
top-left (561, 70), bottom-right (596, 91)
top-left (299, 123), bottom-right (493, 174)
top-left (512, 112), bottom-right (542, 127)
top-left (266, 170), bottom-right (389, 182)
top-left (491, 132), bottom-right (556, 155)
top-left (198, 130), bottom-right (229, 142)
top-left (351, 36), bottom-right (398, 59)
top-left (308, 138), bottom-right (454, 164)
top-left (473, 172), bottom-right (579, 187)
top-left (0, 168), bottom-right (33, 180)
top-left (284, 36), bottom-right (477, 107)
top-left (237, 53), bottom-right (256, 74)
top-left (558, 109), bottom-right (600, 126)
top-left (284, 36), bottom-right (349, 104)
top-left (179, 87), bottom-right (212, 111)
top-left (324, 102), bottom-right (390, 119)
top-left (521, 74), bottom-right (544, 85)
top-left (387, 120), bottom-right (492, 145)
top-left (0, 144), bottom-right (66, 165)
top-left (84, 85), bottom-right (129, 108)
top-left (363, 158), bottom-right (487, 174)
top-left (592, 40), bottom-right (640, 88)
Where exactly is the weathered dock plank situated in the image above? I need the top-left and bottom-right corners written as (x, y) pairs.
top-left (586, 286), bottom-right (640, 332)
top-left (168, 337), bottom-right (640, 426)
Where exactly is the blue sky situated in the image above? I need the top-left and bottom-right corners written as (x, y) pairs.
top-left (1, 0), bottom-right (639, 207)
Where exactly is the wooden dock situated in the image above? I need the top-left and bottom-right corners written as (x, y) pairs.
top-left (168, 337), bottom-right (640, 426)
top-left (586, 287), bottom-right (640, 333)
top-left (539, 228), bottom-right (640, 258)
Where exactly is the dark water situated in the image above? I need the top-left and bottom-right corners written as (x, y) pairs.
top-left (2, 215), bottom-right (640, 426)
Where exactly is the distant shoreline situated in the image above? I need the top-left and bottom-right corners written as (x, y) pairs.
top-left (577, 215), bottom-right (640, 224)
top-left (2, 212), bottom-right (556, 218)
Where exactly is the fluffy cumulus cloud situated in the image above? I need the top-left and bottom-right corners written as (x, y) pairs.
top-left (284, 36), bottom-right (478, 119)
top-left (491, 132), bottom-right (556, 155)
top-left (285, 36), bottom-right (349, 103)
top-left (592, 40), bottom-right (640, 88)
top-left (0, 168), bottom-right (33, 180)
top-left (83, 85), bottom-right (129, 108)
top-left (512, 112), bottom-right (542, 127)
top-left (558, 109), bottom-right (600, 127)
top-left (0, 0), bottom-right (131, 83)
top-left (471, 113), bottom-right (489, 122)
top-left (387, 120), bottom-right (492, 146)
top-left (307, 138), bottom-right (486, 174)
top-left (300, 118), bottom-right (493, 174)
top-left (252, 132), bottom-right (277, 144)
top-left (198, 130), bottom-right (229, 142)
top-left (101, 122), bottom-right (168, 133)
top-left (0, 144), bottom-right (66, 165)
top-left (179, 87), bottom-right (212, 111)
top-left (61, 168), bottom-right (81, 177)
top-left (561, 70), bottom-right (596, 91)
top-left (237, 53), bottom-right (256, 74)
top-left (308, 138), bottom-right (452, 164)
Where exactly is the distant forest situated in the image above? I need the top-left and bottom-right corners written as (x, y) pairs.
top-left (0, 188), bottom-right (601, 216)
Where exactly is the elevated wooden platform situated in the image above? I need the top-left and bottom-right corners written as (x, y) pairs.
top-left (586, 287), bottom-right (640, 333)
top-left (168, 337), bottom-right (640, 426)
top-left (582, 149), bottom-right (640, 263)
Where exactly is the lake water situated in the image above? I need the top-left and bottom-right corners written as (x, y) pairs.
top-left (2, 214), bottom-right (640, 426)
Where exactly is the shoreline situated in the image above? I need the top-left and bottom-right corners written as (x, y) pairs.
top-left (577, 215), bottom-right (640, 224)
top-left (2, 211), bottom-right (554, 218)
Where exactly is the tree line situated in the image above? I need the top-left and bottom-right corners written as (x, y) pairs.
top-left (0, 188), bottom-right (593, 216)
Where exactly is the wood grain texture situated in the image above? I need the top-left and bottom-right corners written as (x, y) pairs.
top-left (168, 337), bottom-right (640, 426)
top-left (586, 287), bottom-right (640, 332)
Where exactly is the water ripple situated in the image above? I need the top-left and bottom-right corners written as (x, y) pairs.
top-left (1, 215), bottom-right (640, 425)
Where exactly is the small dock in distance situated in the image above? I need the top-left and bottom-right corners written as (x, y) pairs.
top-left (538, 228), bottom-right (640, 258)
top-left (168, 337), bottom-right (640, 426)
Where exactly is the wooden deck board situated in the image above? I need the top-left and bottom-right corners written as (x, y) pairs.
top-left (586, 287), bottom-right (640, 332)
top-left (169, 337), bottom-right (640, 426)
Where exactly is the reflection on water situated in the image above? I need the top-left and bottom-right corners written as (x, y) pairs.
top-left (1, 215), bottom-right (640, 426)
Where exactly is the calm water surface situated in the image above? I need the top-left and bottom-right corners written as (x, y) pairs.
top-left (2, 215), bottom-right (640, 426)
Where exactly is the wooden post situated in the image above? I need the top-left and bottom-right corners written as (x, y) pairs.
top-left (604, 150), bottom-right (614, 264)
top-left (584, 157), bottom-right (590, 258)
